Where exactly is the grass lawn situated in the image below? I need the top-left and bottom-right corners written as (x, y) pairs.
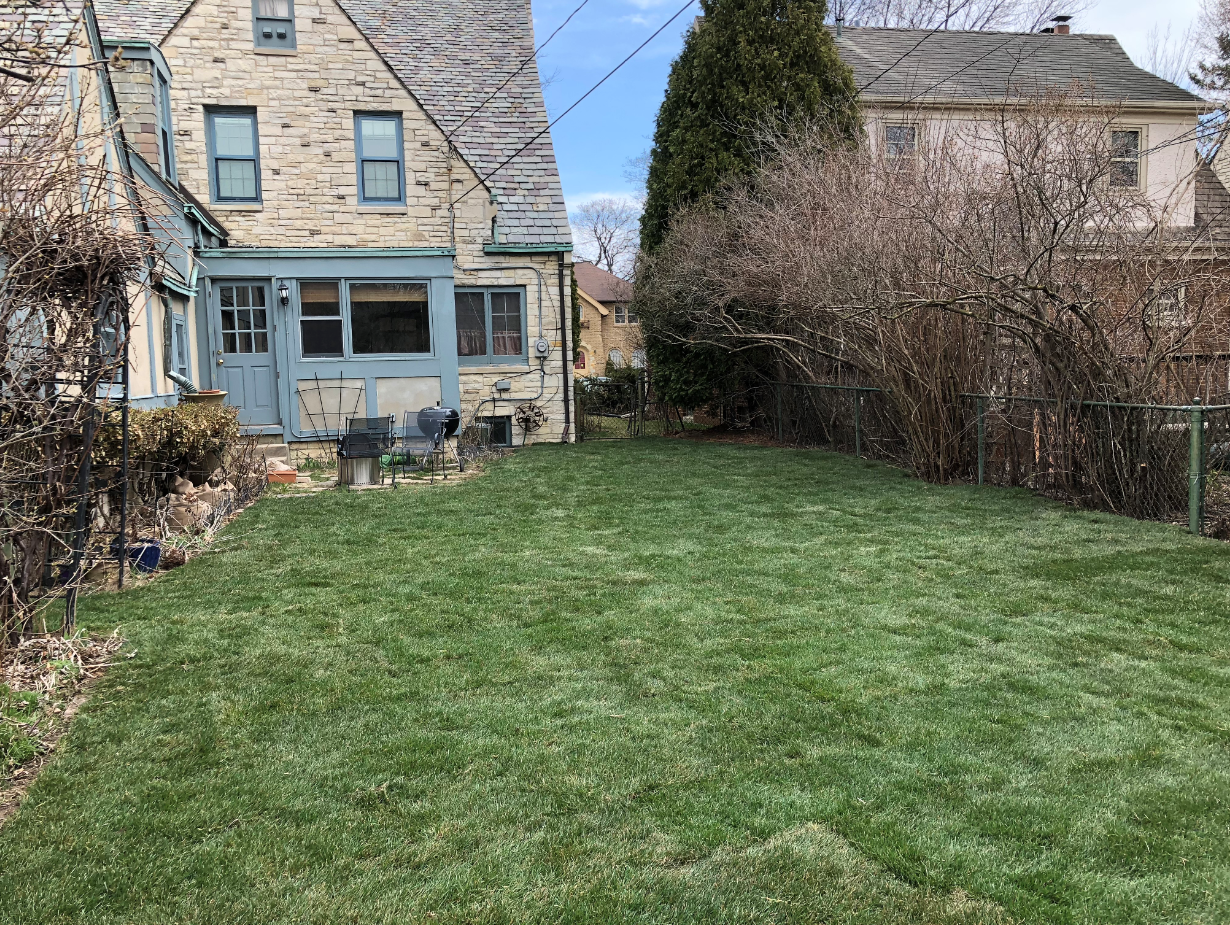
top-left (2, 439), bottom-right (1229, 924)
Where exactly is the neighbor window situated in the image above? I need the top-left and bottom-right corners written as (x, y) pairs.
top-left (156, 72), bottom-right (175, 180)
top-left (355, 114), bottom-right (404, 204)
top-left (1110, 129), bottom-right (1142, 187)
top-left (349, 282), bottom-right (430, 354)
top-left (208, 110), bottom-right (260, 202)
top-left (608, 348), bottom-right (624, 368)
top-left (299, 281), bottom-right (343, 357)
top-left (455, 288), bottom-right (526, 364)
top-left (1149, 285), bottom-right (1186, 329)
top-left (885, 124), bottom-right (917, 161)
top-left (253, 0), bottom-right (295, 49)
top-left (631, 349), bottom-right (646, 369)
top-left (614, 303), bottom-right (638, 325)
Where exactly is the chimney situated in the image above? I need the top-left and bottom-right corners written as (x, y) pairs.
top-left (1052, 15), bottom-right (1071, 35)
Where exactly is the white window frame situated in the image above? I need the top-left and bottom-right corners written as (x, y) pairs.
top-left (1109, 126), bottom-right (1146, 190)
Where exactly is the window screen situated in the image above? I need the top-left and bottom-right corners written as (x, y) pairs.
top-left (349, 282), bottom-right (430, 354)
top-left (455, 291), bottom-right (486, 356)
top-left (490, 292), bottom-right (523, 356)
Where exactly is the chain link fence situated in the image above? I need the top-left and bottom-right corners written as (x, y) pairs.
top-left (738, 380), bottom-right (1230, 538)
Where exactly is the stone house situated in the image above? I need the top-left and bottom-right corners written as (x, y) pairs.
top-left (573, 261), bottom-right (643, 377)
top-left (92, 0), bottom-right (574, 450)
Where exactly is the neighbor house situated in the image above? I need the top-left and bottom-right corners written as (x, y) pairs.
top-left (91, 0), bottom-right (574, 451)
top-left (573, 261), bottom-right (643, 377)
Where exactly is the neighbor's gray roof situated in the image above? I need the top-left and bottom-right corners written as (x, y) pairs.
top-left (92, 0), bottom-right (571, 245)
top-left (833, 27), bottom-right (1206, 107)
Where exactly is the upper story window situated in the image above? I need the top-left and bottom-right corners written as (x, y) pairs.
top-left (355, 114), bottom-right (405, 204)
top-left (614, 303), bottom-right (638, 325)
top-left (207, 109), bottom-right (260, 203)
top-left (455, 288), bottom-right (526, 365)
top-left (885, 124), bottom-right (917, 163)
top-left (156, 72), bottom-right (176, 181)
top-left (1110, 129), bottom-right (1142, 188)
top-left (254, 0), bottom-right (295, 49)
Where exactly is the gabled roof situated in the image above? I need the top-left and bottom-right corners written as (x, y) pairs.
top-left (574, 261), bottom-right (633, 303)
top-left (92, 0), bottom-right (571, 245)
top-left (833, 27), bottom-right (1207, 108)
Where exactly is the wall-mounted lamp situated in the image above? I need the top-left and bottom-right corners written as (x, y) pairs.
top-left (277, 281), bottom-right (290, 306)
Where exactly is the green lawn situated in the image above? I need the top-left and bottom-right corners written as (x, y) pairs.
top-left (2, 439), bottom-right (1229, 924)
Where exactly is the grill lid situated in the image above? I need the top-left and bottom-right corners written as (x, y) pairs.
top-left (418, 405), bottom-right (460, 438)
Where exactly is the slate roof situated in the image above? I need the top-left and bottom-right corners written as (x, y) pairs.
top-left (833, 27), bottom-right (1207, 107)
top-left (574, 260), bottom-right (633, 303)
top-left (92, 0), bottom-right (571, 245)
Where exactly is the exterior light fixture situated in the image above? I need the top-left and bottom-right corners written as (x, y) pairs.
top-left (277, 281), bottom-right (289, 305)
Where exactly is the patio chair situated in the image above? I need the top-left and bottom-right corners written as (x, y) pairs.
top-left (337, 415), bottom-right (394, 485)
top-left (391, 408), bottom-right (463, 484)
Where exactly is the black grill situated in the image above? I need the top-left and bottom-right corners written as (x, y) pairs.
top-left (417, 406), bottom-right (460, 439)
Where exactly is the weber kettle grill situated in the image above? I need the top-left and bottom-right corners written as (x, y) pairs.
top-left (389, 404), bottom-right (463, 484)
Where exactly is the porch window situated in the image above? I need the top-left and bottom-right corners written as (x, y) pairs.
top-left (299, 281), bottom-right (343, 357)
top-left (208, 110), bottom-right (260, 202)
top-left (1110, 129), bottom-right (1141, 188)
top-left (349, 282), bottom-right (430, 354)
top-left (254, 0), bottom-right (295, 49)
top-left (454, 288), bottom-right (526, 365)
top-left (355, 114), bottom-right (404, 204)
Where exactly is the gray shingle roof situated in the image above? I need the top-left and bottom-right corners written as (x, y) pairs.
top-left (833, 27), bottom-right (1207, 107)
top-left (92, 0), bottom-right (571, 245)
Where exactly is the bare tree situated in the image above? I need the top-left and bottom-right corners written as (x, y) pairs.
top-left (638, 93), bottom-right (1230, 492)
top-left (1143, 22), bottom-right (1197, 88)
top-left (569, 196), bottom-right (641, 278)
top-left (831, 0), bottom-right (1090, 32)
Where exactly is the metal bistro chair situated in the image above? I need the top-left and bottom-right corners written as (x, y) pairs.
top-left (337, 415), bottom-right (394, 486)
top-left (392, 407), bottom-right (463, 484)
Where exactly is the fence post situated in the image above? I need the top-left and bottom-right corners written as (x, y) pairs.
top-left (976, 396), bottom-right (986, 486)
top-left (1189, 397), bottom-right (1204, 536)
top-left (776, 383), bottom-right (784, 443)
top-left (854, 390), bottom-right (862, 458)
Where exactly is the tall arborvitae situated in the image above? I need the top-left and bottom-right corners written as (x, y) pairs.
top-left (636, 0), bottom-right (858, 406)
top-left (639, 0), bottom-right (858, 253)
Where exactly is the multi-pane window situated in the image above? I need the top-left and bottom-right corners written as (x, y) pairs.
top-left (614, 303), bottom-right (639, 325)
top-left (455, 289), bottom-right (526, 364)
top-left (208, 110), bottom-right (260, 202)
top-left (299, 281), bottom-right (343, 358)
top-left (355, 114), bottom-right (404, 204)
top-left (1110, 129), bottom-right (1142, 187)
top-left (885, 124), bottom-right (917, 162)
top-left (349, 282), bottom-right (430, 354)
top-left (219, 284), bottom-right (269, 354)
top-left (254, 0), bottom-right (295, 49)
top-left (156, 72), bottom-right (175, 180)
top-left (1149, 286), bottom-right (1187, 329)
top-left (295, 280), bottom-right (431, 359)
top-left (173, 312), bottom-right (190, 378)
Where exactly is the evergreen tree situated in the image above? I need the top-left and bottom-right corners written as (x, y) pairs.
top-left (636, 0), bottom-right (857, 406)
top-left (639, 0), bottom-right (858, 253)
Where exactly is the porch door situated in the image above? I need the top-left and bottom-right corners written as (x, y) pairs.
top-left (213, 281), bottom-right (280, 427)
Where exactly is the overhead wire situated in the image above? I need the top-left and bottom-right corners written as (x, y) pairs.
top-left (451, 0), bottom-right (697, 208)
top-left (445, 0), bottom-right (593, 143)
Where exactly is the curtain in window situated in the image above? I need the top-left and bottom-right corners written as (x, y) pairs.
top-left (490, 292), bottom-right (522, 356)
top-left (455, 291), bottom-right (486, 356)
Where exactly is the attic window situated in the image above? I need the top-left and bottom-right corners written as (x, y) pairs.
top-left (885, 124), bottom-right (917, 162)
top-left (254, 0), bottom-right (295, 49)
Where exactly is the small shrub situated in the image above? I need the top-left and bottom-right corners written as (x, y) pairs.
top-left (95, 403), bottom-right (239, 477)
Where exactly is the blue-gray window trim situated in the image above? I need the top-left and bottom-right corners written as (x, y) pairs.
top-left (455, 286), bottom-right (529, 367)
top-left (294, 277), bottom-right (434, 359)
top-left (205, 108), bottom-right (261, 203)
top-left (253, 0), bottom-right (296, 49)
top-left (156, 70), bottom-right (176, 181)
top-left (354, 112), bottom-right (405, 205)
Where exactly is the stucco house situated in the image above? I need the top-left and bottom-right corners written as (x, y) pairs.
top-left (831, 24), bottom-right (1222, 226)
top-left (91, 0), bottom-right (574, 450)
top-left (573, 261), bottom-right (643, 377)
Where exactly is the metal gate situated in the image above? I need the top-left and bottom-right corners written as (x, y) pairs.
top-left (576, 376), bottom-right (647, 440)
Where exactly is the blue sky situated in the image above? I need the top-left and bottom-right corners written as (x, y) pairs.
top-left (533, 0), bottom-right (1205, 213)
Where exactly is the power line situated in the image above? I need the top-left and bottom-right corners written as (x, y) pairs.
top-left (452, 0), bottom-right (697, 207)
top-left (445, 0), bottom-right (593, 143)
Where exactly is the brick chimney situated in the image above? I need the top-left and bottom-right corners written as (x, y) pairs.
top-left (1052, 15), bottom-right (1071, 35)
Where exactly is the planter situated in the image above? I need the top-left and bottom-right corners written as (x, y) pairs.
top-left (181, 390), bottom-right (228, 407)
top-left (267, 469), bottom-right (298, 484)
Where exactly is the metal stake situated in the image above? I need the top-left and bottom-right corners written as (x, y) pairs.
top-left (854, 390), bottom-right (862, 458)
top-left (977, 396), bottom-right (986, 486)
top-left (1189, 397), bottom-right (1204, 535)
